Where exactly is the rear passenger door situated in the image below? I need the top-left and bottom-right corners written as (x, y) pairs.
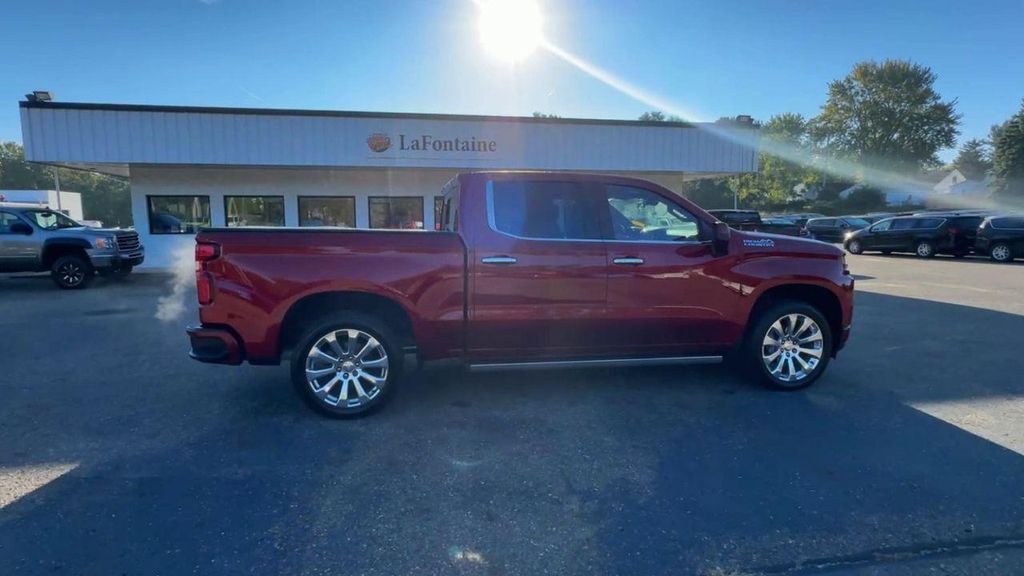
top-left (0, 211), bottom-right (38, 272)
top-left (889, 218), bottom-right (919, 250)
top-left (468, 179), bottom-right (609, 360)
top-left (810, 219), bottom-right (837, 242)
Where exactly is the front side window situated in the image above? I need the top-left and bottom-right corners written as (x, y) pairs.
top-left (606, 185), bottom-right (700, 241)
top-left (148, 195), bottom-right (211, 234)
top-left (298, 197), bottom-right (355, 227)
top-left (24, 209), bottom-right (81, 230)
top-left (489, 180), bottom-right (602, 240)
top-left (224, 196), bottom-right (285, 227)
top-left (369, 196), bottom-right (424, 229)
top-left (993, 217), bottom-right (1024, 229)
top-left (813, 219), bottom-right (837, 228)
top-left (870, 219), bottom-right (893, 232)
top-left (891, 218), bottom-right (916, 230)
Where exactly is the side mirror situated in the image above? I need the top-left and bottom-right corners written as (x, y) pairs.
top-left (712, 221), bottom-right (731, 256)
top-left (9, 221), bottom-right (32, 235)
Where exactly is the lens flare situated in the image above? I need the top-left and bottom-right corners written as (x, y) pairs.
top-left (477, 0), bottom-right (543, 62)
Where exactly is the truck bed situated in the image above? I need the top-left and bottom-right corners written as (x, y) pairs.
top-left (195, 227), bottom-right (467, 362)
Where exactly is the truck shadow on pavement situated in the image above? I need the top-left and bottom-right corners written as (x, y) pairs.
top-left (1, 292), bottom-right (1023, 574)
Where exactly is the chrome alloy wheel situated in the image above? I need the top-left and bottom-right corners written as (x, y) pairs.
top-left (992, 244), bottom-right (1012, 262)
top-left (916, 242), bottom-right (934, 257)
top-left (58, 261), bottom-right (86, 286)
top-left (761, 314), bottom-right (824, 383)
top-left (304, 329), bottom-right (389, 408)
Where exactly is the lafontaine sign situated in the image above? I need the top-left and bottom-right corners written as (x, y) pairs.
top-left (367, 133), bottom-right (497, 154)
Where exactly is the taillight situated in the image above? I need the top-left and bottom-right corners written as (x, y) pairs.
top-left (195, 242), bottom-right (220, 305)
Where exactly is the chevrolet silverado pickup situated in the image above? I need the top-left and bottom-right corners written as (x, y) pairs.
top-left (188, 172), bottom-right (854, 417)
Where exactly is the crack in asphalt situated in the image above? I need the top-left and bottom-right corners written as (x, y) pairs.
top-left (747, 535), bottom-right (1024, 574)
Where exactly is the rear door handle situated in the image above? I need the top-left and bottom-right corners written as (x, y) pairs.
top-left (481, 256), bottom-right (517, 265)
top-left (613, 257), bottom-right (645, 266)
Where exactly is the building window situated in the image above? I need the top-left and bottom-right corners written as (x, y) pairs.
top-left (433, 196), bottom-right (445, 230)
top-left (299, 196), bottom-right (356, 227)
top-left (147, 195), bottom-right (211, 234)
top-left (224, 196), bottom-right (285, 227)
top-left (368, 197), bottom-right (424, 229)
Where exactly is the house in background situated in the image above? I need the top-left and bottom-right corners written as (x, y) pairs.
top-left (0, 189), bottom-right (84, 220)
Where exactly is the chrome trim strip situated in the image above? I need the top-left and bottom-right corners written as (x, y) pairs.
top-left (468, 355), bottom-right (723, 372)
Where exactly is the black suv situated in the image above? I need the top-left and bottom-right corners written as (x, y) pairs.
top-left (805, 216), bottom-right (872, 243)
top-left (843, 214), bottom-right (985, 258)
top-left (975, 215), bottom-right (1024, 262)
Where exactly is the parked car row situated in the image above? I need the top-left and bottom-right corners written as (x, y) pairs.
top-left (842, 213), bottom-right (1023, 262)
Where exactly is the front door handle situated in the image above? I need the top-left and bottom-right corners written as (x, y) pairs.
top-left (613, 257), bottom-right (645, 266)
top-left (481, 255), bottom-right (517, 265)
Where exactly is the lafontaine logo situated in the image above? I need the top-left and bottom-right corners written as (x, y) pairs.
top-left (367, 133), bottom-right (391, 153)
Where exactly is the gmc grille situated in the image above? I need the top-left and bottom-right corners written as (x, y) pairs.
top-left (116, 232), bottom-right (141, 252)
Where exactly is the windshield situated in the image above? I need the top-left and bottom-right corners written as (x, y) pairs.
top-left (24, 209), bottom-right (82, 230)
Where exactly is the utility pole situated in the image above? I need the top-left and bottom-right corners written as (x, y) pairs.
top-left (53, 167), bottom-right (63, 214)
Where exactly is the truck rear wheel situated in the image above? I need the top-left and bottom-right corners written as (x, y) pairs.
top-left (744, 301), bottom-right (832, 390)
top-left (289, 312), bottom-right (401, 418)
top-left (51, 254), bottom-right (94, 289)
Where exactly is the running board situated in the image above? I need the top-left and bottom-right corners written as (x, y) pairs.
top-left (468, 355), bottom-right (723, 372)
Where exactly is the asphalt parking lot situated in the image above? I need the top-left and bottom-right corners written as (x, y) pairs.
top-left (2, 254), bottom-right (1024, 575)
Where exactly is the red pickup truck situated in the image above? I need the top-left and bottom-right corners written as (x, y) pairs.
top-left (188, 172), bottom-right (854, 417)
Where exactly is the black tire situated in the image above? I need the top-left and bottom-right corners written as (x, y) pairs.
top-left (990, 243), bottom-right (1013, 263)
top-left (742, 300), bottom-right (833, 391)
top-left (51, 254), bottom-right (94, 289)
top-left (846, 239), bottom-right (863, 255)
top-left (289, 311), bottom-right (403, 418)
top-left (915, 240), bottom-right (936, 258)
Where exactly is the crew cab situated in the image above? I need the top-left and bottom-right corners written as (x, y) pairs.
top-left (188, 172), bottom-right (854, 417)
top-left (0, 206), bottom-right (143, 288)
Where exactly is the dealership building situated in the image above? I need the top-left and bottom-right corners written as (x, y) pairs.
top-left (19, 100), bottom-right (758, 269)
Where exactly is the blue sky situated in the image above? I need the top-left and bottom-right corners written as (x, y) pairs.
top-left (2, 0), bottom-right (1022, 161)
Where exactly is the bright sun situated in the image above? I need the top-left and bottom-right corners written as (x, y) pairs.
top-left (477, 0), bottom-right (543, 62)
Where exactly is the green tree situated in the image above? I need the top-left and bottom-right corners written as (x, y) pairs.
top-left (0, 141), bottom-right (132, 227)
top-left (811, 59), bottom-right (960, 173)
top-left (840, 186), bottom-right (887, 213)
top-left (682, 178), bottom-right (734, 210)
top-left (638, 111), bottom-right (684, 122)
top-left (953, 138), bottom-right (992, 180)
top-left (992, 99), bottom-right (1024, 198)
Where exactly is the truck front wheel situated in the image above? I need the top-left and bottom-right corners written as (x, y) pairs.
top-left (744, 301), bottom-right (832, 390)
top-left (51, 254), bottom-right (94, 289)
top-left (289, 312), bottom-right (401, 418)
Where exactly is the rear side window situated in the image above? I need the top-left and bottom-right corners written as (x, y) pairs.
top-left (915, 218), bottom-right (945, 229)
top-left (0, 211), bottom-right (20, 233)
top-left (951, 217), bottom-right (983, 230)
top-left (812, 219), bottom-right (837, 228)
top-left (489, 180), bottom-right (603, 240)
top-left (993, 217), bottom-right (1024, 229)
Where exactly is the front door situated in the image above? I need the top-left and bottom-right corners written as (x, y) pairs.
top-left (601, 184), bottom-right (740, 357)
top-left (468, 178), bottom-right (609, 361)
